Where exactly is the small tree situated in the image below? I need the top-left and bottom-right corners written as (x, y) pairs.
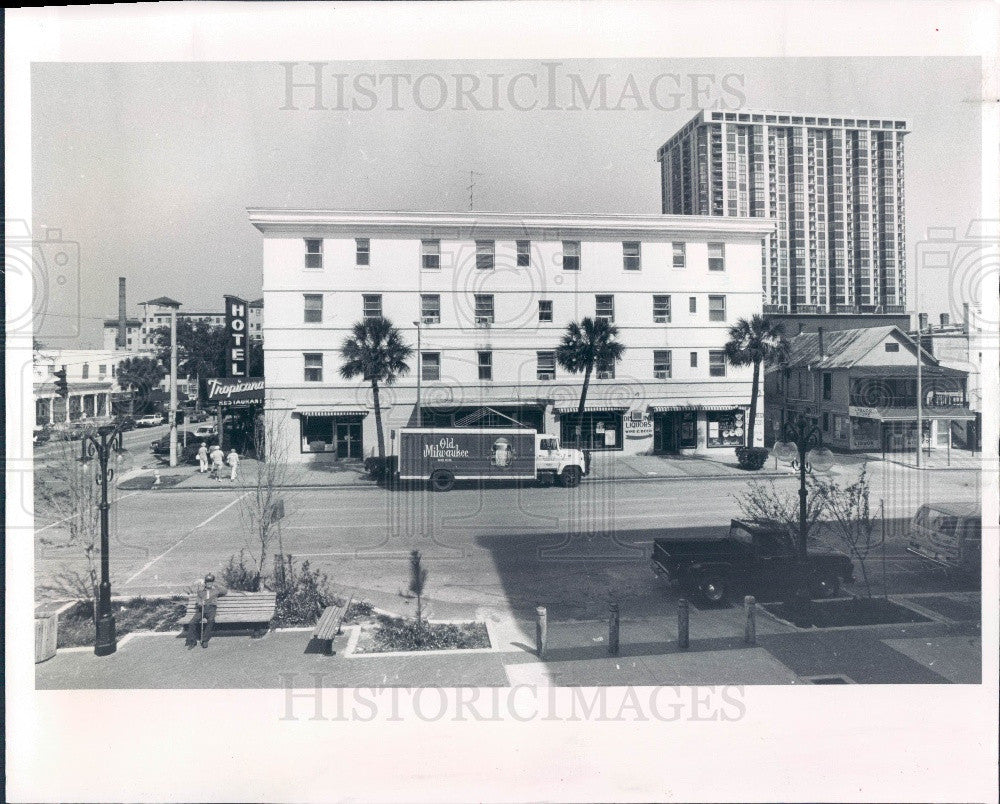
top-left (409, 550), bottom-right (428, 623)
top-left (817, 465), bottom-right (882, 599)
top-left (117, 356), bottom-right (166, 415)
top-left (339, 317), bottom-right (412, 465)
top-left (723, 315), bottom-right (788, 448)
top-left (736, 478), bottom-right (828, 560)
top-left (556, 317), bottom-right (626, 445)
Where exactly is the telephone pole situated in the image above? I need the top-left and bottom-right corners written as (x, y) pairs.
top-left (169, 310), bottom-right (178, 467)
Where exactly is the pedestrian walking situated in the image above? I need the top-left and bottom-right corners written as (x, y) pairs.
top-left (209, 444), bottom-right (225, 481)
top-left (185, 573), bottom-right (228, 649)
top-left (227, 448), bottom-right (240, 482)
top-left (197, 441), bottom-right (209, 473)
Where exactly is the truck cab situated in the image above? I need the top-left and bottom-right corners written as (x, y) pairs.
top-left (534, 434), bottom-right (587, 487)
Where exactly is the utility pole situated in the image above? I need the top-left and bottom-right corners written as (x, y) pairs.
top-left (916, 313), bottom-right (923, 469)
top-left (169, 310), bottom-right (178, 467)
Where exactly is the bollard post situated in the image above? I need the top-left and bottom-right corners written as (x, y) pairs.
top-left (535, 606), bottom-right (547, 659)
top-left (744, 595), bottom-right (756, 645)
top-left (677, 598), bottom-right (690, 649)
top-left (608, 603), bottom-right (620, 656)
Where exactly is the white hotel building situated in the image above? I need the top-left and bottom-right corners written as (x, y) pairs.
top-left (251, 210), bottom-right (773, 462)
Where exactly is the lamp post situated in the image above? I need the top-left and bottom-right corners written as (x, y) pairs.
top-left (413, 320), bottom-right (422, 427)
top-left (79, 419), bottom-right (129, 656)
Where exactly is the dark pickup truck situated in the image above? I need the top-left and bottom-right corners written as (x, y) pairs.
top-left (651, 519), bottom-right (855, 604)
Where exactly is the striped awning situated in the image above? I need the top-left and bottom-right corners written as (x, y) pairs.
top-left (650, 404), bottom-right (747, 412)
top-left (293, 408), bottom-right (368, 418)
top-left (552, 403), bottom-right (630, 413)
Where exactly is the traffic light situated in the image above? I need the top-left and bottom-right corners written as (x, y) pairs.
top-left (54, 366), bottom-right (69, 399)
top-left (175, 410), bottom-right (184, 425)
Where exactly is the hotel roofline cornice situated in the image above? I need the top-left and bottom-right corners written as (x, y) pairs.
top-left (248, 209), bottom-right (776, 239)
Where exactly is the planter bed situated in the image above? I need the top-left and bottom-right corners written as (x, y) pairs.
top-left (353, 615), bottom-right (490, 654)
top-left (57, 596), bottom-right (188, 648)
top-left (763, 597), bottom-right (931, 629)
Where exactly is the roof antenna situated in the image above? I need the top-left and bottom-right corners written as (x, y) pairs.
top-left (467, 170), bottom-right (482, 211)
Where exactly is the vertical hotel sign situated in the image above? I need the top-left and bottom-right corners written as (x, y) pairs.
top-left (225, 295), bottom-right (249, 378)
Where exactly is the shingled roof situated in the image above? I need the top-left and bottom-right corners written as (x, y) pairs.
top-left (778, 326), bottom-right (939, 370)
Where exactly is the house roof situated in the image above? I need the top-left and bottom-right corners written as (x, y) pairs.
top-left (143, 296), bottom-right (182, 307)
top-left (248, 298), bottom-right (263, 307)
top-left (778, 326), bottom-right (939, 371)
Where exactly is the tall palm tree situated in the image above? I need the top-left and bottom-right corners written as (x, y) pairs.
top-left (340, 317), bottom-right (412, 464)
top-left (556, 317), bottom-right (626, 444)
top-left (723, 315), bottom-right (788, 448)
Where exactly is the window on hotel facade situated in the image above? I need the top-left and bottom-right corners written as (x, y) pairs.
top-left (538, 300), bottom-right (553, 322)
top-left (421, 239), bottom-right (441, 270)
top-left (304, 239), bottom-right (323, 269)
top-left (708, 242), bottom-right (725, 271)
top-left (708, 295), bottom-right (726, 322)
top-left (474, 294), bottom-right (495, 325)
top-left (653, 350), bottom-right (672, 379)
top-left (596, 295), bottom-right (614, 322)
top-left (478, 351), bottom-right (493, 381)
top-left (653, 295), bottom-right (671, 323)
top-left (99, 364), bottom-right (107, 377)
top-left (673, 242), bottom-right (686, 268)
top-left (82, 364), bottom-right (89, 379)
top-left (690, 351), bottom-right (698, 368)
top-left (623, 241), bottom-right (641, 271)
top-left (709, 350), bottom-right (726, 377)
top-left (562, 241), bottom-right (581, 271)
top-left (356, 238), bottom-right (370, 266)
top-left (420, 294), bottom-right (440, 324)
top-left (476, 240), bottom-right (495, 270)
top-left (537, 351), bottom-right (556, 380)
top-left (596, 356), bottom-right (616, 380)
top-left (363, 294), bottom-right (382, 319)
top-left (304, 294), bottom-right (323, 323)
top-left (689, 297), bottom-right (697, 314)
top-left (516, 240), bottom-right (531, 267)
top-left (304, 353), bottom-right (323, 382)
top-left (421, 352), bottom-right (441, 381)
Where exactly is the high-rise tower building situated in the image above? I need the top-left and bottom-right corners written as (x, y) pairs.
top-left (657, 110), bottom-right (909, 315)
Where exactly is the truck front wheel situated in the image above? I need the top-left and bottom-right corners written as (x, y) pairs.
top-left (697, 573), bottom-right (729, 604)
top-left (430, 470), bottom-right (455, 492)
top-left (559, 466), bottom-right (582, 488)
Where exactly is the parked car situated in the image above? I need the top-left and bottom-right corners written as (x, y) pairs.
top-left (135, 414), bottom-right (165, 428)
top-left (907, 503), bottom-right (981, 578)
top-left (651, 519), bottom-right (855, 604)
top-left (192, 424), bottom-right (219, 440)
top-left (150, 433), bottom-right (200, 463)
top-left (33, 425), bottom-right (51, 445)
top-left (115, 416), bottom-right (137, 432)
top-left (186, 409), bottom-right (210, 423)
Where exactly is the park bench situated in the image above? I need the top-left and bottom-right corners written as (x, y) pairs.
top-left (311, 596), bottom-right (353, 655)
top-left (182, 591), bottom-right (277, 638)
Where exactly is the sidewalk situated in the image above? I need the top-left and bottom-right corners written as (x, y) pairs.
top-left (862, 449), bottom-right (986, 471)
top-left (35, 595), bottom-right (981, 689)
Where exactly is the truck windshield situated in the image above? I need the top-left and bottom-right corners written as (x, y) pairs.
top-left (539, 438), bottom-right (558, 451)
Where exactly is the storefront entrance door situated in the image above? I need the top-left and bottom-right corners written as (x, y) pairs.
top-left (335, 422), bottom-right (362, 459)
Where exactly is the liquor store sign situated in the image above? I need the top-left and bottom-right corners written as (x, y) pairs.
top-left (207, 377), bottom-right (265, 405)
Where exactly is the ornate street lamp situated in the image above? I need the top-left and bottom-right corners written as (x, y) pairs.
top-left (78, 419), bottom-right (130, 656)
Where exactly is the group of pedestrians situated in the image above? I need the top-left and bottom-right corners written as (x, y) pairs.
top-left (197, 441), bottom-right (240, 482)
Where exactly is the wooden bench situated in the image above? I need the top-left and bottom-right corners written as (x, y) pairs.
top-left (182, 591), bottom-right (277, 638)
top-left (311, 597), bottom-right (353, 655)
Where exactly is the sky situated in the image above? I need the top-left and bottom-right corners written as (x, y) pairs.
top-left (31, 57), bottom-right (984, 348)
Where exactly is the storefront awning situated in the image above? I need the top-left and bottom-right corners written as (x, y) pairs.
top-left (650, 404), bottom-right (747, 412)
top-left (293, 408), bottom-right (368, 418)
top-left (553, 403), bottom-right (630, 413)
top-left (849, 406), bottom-right (977, 422)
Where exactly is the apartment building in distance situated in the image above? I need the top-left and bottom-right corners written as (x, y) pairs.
top-left (658, 110), bottom-right (909, 316)
top-left (251, 209), bottom-right (774, 461)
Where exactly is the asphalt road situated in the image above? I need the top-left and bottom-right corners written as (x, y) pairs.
top-left (33, 466), bottom-right (982, 620)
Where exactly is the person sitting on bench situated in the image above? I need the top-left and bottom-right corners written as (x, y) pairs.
top-left (185, 573), bottom-right (228, 648)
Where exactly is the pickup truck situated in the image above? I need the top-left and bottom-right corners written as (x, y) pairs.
top-left (135, 414), bottom-right (165, 428)
top-left (651, 519), bottom-right (855, 604)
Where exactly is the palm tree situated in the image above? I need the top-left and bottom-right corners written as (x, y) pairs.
top-left (340, 317), bottom-right (412, 464)
top-left (723, 315), bottom-right (788, 448)
top-left (556, 317), bottom-right (626, 445)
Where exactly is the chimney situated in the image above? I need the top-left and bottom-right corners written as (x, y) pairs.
top-left (940, 312), bottom-right (949, 328)
top-left (817, 326), bottom-right (825, 358)
top-left (918, 312), bottom-right (928, 332)
top-left (117, 277), bottom-right (127, 349)
top-left (963, 302), bottom-right (970, 334)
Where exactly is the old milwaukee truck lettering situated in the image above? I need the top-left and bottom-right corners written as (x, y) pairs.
top-left (423, 437), bottom-right (470, 459)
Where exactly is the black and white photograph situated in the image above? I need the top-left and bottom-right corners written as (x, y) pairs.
top-left (5, 2), bottom-right (998, 801)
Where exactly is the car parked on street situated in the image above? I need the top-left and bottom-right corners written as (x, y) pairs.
top-left (186, 409), bottom-right (210, 423)
top-left (33, 425), bottom-right (51, 445)
top-left (651, 519), bottom-right (855, 604)
top-left (907, 503), bottom-right (981, 578)
top-left (150, 433), bottom-right (200, 463)
top-left (192, 424), bottom-right (218, 440)
top-left (135, 414), bottom-right (165, 428)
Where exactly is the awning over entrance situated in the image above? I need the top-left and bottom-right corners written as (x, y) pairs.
top-left (848, 406), bottom-right (977, 422)
top-left (553, 403), bottom-right (629, 413)
top-left (650, 403), bottom-right (746, 412)
top-left (293, 408), bottom-right (368, 418)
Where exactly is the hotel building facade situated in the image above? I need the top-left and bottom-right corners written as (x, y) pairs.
top-left (251, 210), bottom-right (774, 462)
top-left (658, 110), bottom-right (909, 316)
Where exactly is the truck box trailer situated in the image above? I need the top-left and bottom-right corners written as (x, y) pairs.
top-left (396, 428), bottom-right (586, 491)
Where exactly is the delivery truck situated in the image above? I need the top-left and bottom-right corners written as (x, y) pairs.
top-left (397, 428), bottom-right (587, 491)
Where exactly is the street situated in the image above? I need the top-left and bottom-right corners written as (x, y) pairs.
top-left (34, 465), bottom-right (982, 621)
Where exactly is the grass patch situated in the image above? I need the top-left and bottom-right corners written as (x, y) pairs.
top-left (117, 474), bottom-right (187, 491)
top-left (354, 615), bottom-right (490, 654)
top-left (763, 597), bottom-right (931, 629)
top-left (57, 596), bottom-right (188, 648)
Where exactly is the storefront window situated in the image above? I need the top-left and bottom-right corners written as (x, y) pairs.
top-left (302, 416), bottom-right (334, 452)
top-left (560, 411), bottom-right (622, 451)
top-left (706, 409), bottom-right (745, 447)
